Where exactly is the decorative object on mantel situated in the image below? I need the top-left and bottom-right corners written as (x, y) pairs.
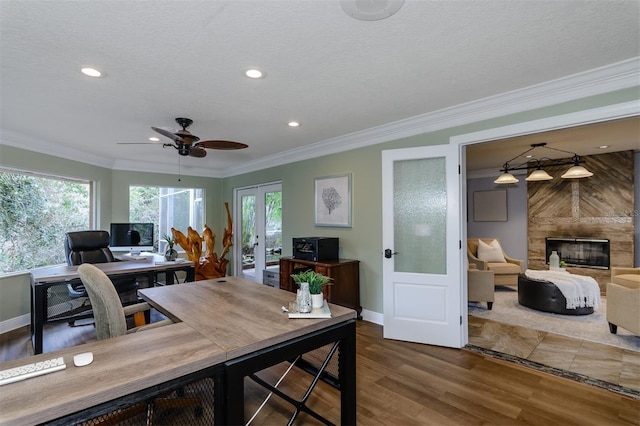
top-left (171, 202), bottom-right (233, 280)
top-left (549, 250), bottom-right (560, 270)
top-left (494, 142), bottom-right (594, 184)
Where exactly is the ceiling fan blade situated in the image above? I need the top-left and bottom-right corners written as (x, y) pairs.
top-left (196, 140), bottom-right (249, 150)
top-left (189, 147), bottom-right (207, 158)
top-left (151, 126), bottom-right (185, 143)
top-left (117, 142), bottom-right (164, 145)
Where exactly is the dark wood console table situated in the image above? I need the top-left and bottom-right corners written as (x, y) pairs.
top-left (279, 257), bottom-right (362, 319)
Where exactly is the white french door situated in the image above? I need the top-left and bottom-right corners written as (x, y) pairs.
top-left (381, 144), bottom-right (463, 348)
top-left (234, 182), bottom-right (282, 283)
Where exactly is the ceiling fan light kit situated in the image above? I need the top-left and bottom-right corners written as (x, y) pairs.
top-left (493, 142), bottom-right (594, 184)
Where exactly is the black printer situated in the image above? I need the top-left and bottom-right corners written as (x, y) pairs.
top-left (292, 237), bottom-right (339, 262)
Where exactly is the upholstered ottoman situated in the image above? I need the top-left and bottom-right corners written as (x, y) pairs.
top-left (517, 274), bottom-right (594, 315)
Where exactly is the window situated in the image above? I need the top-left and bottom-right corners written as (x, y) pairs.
top-left (129, 186), bottom-right (204, 252)
top-left (0, 169), bottom-right (91, 273)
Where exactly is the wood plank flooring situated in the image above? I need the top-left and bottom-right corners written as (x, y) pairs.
top-left (1, 318), bottom-right (638, 424)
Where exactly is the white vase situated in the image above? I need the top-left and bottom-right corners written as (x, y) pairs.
top-left (311, 293), bottom-right (324, 309)
top-left (549, 250), bottom-right (560, 269)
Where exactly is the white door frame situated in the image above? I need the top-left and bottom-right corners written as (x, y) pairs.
top-left (233, 181), bottom-right (282, 282)
top-left (452, 101), bottom-right (639, 345)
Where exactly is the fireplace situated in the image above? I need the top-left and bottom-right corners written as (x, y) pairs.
top-left (545, 237), bottom-right (610, 270)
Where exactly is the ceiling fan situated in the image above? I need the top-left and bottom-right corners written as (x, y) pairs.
top-left (128, 117), bottom-right (248, 158)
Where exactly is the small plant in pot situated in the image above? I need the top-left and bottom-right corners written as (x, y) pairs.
top-left (291, 270), bottom-right (332, 309)
top-left (163, 233), bottom-right (178, 261)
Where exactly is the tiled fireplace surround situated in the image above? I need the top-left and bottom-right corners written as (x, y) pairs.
top-left (527, 150), bottom-right (635, 293)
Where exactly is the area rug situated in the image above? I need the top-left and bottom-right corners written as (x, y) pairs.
top-left (468, 287), bottom-right (640, 352)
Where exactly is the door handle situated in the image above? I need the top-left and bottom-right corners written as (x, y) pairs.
top-left (384, 249), bottom-right (398, 259)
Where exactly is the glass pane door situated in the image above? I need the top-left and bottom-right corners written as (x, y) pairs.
top-left (235, 183), bottom-right (282, 283)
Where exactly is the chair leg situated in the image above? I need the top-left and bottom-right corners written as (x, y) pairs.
top-left (608, 322), bottom-right (618, 334)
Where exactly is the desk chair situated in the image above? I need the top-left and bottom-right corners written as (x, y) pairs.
top-left (77, 264), bottom-right (203, 424)
top-left (65, 230), bottom-right (139, 299)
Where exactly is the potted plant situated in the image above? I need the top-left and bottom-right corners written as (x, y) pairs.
top-left (163, 233), bottom-right (178, 261)
top-left (291, 270), bottom-right (332, 309)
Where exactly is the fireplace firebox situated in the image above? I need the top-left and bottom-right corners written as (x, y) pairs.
top-left (545, 237), bottom-right (610, 270)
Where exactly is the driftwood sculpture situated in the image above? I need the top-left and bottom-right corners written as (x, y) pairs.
top-left (172, 202), bottom-right (233, 280)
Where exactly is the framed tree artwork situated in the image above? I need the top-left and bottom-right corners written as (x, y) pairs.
top-left (315, 173), bottom-right (352, 227)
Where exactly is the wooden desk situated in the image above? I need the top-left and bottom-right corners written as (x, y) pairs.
top-left (2, 276), bottom-right (355, 425)
top-left (0, 323), bottom-right (225, 425)
top-left (30, 260), bottom-right (195, 354)
top-left (139, 277), bottom-right (357, 425)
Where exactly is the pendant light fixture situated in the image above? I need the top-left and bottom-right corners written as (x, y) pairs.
top-left (494, 143), bottom-right (594, 184)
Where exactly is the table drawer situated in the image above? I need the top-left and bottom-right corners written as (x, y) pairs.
top-left (263, 269), bottom-right (280, 288)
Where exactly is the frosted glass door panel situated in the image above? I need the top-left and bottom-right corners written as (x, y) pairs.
top-left (393, 157), bottom-right (447, 274)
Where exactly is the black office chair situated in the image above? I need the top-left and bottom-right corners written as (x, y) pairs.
top-left (64, 230), bottom-right (139, 318)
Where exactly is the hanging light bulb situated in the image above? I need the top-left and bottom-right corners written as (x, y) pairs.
top-left (526, 161), bottom-right (553, 181)
top-left (526, 169), bottom-right (553, 181)
top-left (561, 155), bottom-right (593, 179)
top-left (494, 163), bottom-right (519, 184)
top-left (494, 172), bottom-right (519, 184)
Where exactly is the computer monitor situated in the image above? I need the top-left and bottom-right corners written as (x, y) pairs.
top-left (109, 223), bottom-right (154, 254)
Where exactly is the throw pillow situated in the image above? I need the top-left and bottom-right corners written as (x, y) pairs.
top-left (477, 239), bottom-right (507, 263)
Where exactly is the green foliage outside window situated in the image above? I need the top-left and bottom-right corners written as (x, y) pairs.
top-left (0, 171), bottom-right (90, 273)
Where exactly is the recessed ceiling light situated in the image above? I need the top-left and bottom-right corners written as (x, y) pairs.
top-left (340, 0), bottom-right (405, 21)
top-left (598, 145), bottom-right (610, 149)
top-left (149, 137), bottom-right (160, 142)
top-left (81, 67), bottom-right (103, 77)
top-left (288, 121), bottom-right (300, 127)
top-left (245, 68), bottom-right (264, 79)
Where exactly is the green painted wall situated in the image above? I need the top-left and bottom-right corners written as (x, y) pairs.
top-left (1, 86), bottom-right (638, 325)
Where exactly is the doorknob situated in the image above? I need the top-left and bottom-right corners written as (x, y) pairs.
top-left (384, 249), bottom-right (398, 259)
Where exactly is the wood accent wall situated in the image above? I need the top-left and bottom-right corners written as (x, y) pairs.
top-left (527, 151), bottom-right (635, 293)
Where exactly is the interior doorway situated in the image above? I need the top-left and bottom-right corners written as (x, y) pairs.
top-left (233, 182), bottom-right (282, 283)
top-left (456, 102), bottom-right (638, 346)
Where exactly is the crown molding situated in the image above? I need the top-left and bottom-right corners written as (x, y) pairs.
top-left (111, 159), bottom-right (226, 178)
top-left (225, 57), bottom-right (640, 177)
top-left (0, 129), bottom-right (116, 170)
top-left (2, 58), bottom-right (638, 179)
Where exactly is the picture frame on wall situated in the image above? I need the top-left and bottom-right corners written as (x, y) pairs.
top-left (473, 189), bottom-right (508, 222)
top-left (315, 173), bottom-right (352, 227)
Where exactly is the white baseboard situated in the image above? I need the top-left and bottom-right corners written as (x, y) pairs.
top-left (0, 314), bottom-right (30, 334)
top-left (361, 309), bottom-right (383, 325)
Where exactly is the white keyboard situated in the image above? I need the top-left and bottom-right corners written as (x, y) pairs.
top-left (0, 357), bottom-right (66, 386)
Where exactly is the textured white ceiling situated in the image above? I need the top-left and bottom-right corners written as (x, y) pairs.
top-left (1, 0), bottom-right (638, 177)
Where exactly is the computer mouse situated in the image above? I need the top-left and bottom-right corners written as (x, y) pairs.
top-left (73, 352), bottom-right (93, 367)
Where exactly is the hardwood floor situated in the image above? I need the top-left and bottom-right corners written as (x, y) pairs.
top-left (1, 319), bottom-right (638, 425)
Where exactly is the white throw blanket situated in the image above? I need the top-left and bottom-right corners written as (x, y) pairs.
top-left (525, 269), bottom-right (601, 310)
